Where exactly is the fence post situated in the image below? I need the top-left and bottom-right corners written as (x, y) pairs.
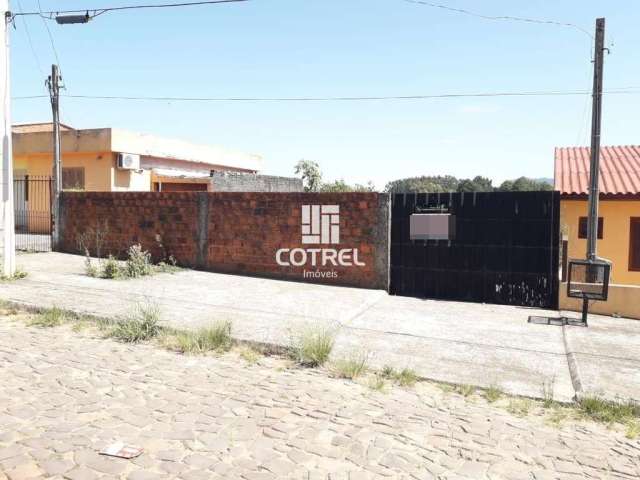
top-left (195, 192), bottom-right (209, 269)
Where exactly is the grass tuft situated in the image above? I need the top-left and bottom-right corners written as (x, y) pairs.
top-left (542, 376), bottom-right (556, 408)
top-left (168, 321), bottom-right (233, 354)
top-left (291, 324), bottom-right (336, 367)
top-left (28, 306), bottom-right (68, 328)
top-left (626, 420), bottom-right (640, 439)
top-left (507, 398), bottom-right (533, 417)
top-left (396, 368), bottom-right (419, 387)
top-left (331, 351), bottom-right (368, 380)
top-left (378, 365), bottom-right (418, 387)
top-left (484, 385), bottom-right (503, 403)
top-left (368, 374), bottom-right (386, 392)
top-left (0, 269), bottom-right (28, 282)
top-left (578, 396), bottom-right (640, 424)
top-left (455, 384), bottom-right (475, 398)
top-left (238, 346), bottom-right (261, 364)
top-left (109, 303), bottom-right (161, 343)
top-left (381, 365), bottom-right (396, 379)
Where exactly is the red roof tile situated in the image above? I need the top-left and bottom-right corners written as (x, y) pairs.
top-left (554, 146), bottom-right (640, 195)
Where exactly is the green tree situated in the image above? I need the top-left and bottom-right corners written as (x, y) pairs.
top-left (321, 179), bottom-right (376, 192)
top-left (384, 175), bottom-right (460, 193)
top-left (498, 177), bottom-right (553, 192)
top-left (457, 176), bottom-right (494, 192)
top-left (294, 160), bottom-right (323, 192)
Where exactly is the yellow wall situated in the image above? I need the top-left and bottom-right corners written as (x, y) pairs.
top-left (559, 282), bottom-right (640, 320)
top-left (14, 151), bottom-right (114, 191)
top-left (561, 199), bottom-right (640, 286)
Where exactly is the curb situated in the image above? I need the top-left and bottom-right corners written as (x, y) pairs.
top-left (561, 323), bottom-right (584, 400)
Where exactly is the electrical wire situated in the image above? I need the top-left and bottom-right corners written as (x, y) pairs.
top-left (401, 0), bottom-right (593, 38)
top-left (36, 0), bottom-right (62, 70)
top-left (11, 88), bottom-right (640, 102)
top-left (15, 0), bottom-right (45, 80)
top-left (11, 0), bottom-right (250, 19)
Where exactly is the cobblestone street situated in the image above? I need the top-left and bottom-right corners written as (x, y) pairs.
top-left (1, 315), bottom-right (639, 480)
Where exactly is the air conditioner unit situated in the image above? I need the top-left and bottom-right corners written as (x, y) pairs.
top-left (117, 153), bottom-right (141, 170)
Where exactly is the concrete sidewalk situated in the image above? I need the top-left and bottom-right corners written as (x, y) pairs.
top-left (2, 252), bottom-right (639, 403)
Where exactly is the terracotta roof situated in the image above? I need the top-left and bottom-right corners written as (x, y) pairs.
top-left (13, 122), bottom-right (74, 134)
top-left (554, 146), bottom-right (640, 195)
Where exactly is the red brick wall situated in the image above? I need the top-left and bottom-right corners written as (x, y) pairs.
top-left (59, 192), bottom-right (390, 289)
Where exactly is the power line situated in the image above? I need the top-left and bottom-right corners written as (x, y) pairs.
top-left (15, 0), bottom-right (45, 79)
top-left (36, 0), bottom-right (62, 70)
top-left (401, 0), bottom-right (593, 38)
top-left (11, 88), bottom-right (640, 102)
top-left (11, 0), bottom-right (250, 19)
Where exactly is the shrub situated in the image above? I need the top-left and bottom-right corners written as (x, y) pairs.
top-left (125, 244), bottom-right (153, 278)
top-left (29, 307), bottom-right (67, 328)
top-left (102, 255), bottom-right (122, 279)
top-left (331, 351), bottom-right (368, 380)
top-left (84, 256), bottom-right (99, 277)
top-left (292, 324), bottom-right (336, 367)
top-left (110, 303), bottom-right (161, 343)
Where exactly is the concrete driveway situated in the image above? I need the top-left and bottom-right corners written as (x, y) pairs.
top-left (2, 252), bottom-right (639, 403)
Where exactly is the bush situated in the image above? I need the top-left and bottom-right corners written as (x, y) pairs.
top-left (125, 244), bottom-right (153, 278)
top-left (110, 303), bottom-right (161, 343)
top-left (102, 255), bottom-right (122, 279)
top-left (84, 256), bottom-right (99, 277)
top-left (292, 324), bottom-right (336, 367)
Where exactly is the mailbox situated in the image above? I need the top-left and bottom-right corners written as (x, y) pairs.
top-left (567, 258), bottom-right (611, 301)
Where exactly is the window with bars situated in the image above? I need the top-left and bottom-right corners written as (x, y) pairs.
top-left (62, 167), bottom-right (85, 190)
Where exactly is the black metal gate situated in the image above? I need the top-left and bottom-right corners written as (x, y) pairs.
top-left (14, 176), bottom-right (52, 252)
top-left (390, 191), bottom-right (560, 308)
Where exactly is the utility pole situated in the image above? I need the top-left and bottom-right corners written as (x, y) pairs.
top-left (47, 64), bottom-right (62, 250)
top-left (1, 1), bottom-right (16, 276)
top-left (586, 17), bottom-right (605, 262)
top-left (581, 17), bottom-right (606, 324)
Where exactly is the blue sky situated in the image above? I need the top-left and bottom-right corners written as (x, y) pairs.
top-left (9, 0), bottom-right (640, 188)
